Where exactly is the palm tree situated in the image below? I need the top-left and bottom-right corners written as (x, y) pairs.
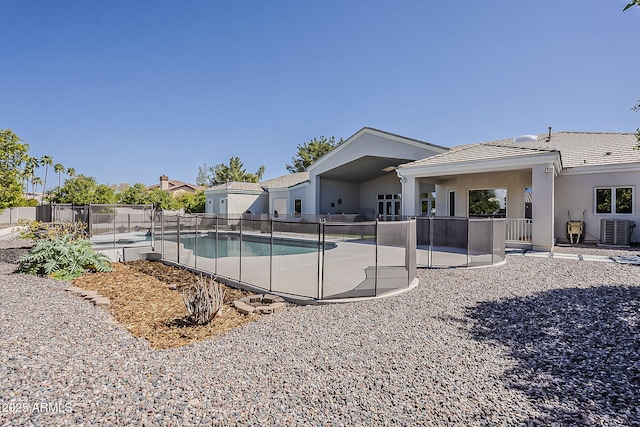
top-left (24, 156), bottom-right (40, 198)
top-left (40, 155), bottom-right (53, 202)
top-left (54, 163), bottom-right (65, 188)
top-left (31, 176), bottom-right (43, 199)
top-left (66, 167), bottom-right (76, 179)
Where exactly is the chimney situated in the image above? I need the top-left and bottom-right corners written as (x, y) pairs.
top-left (160, 175), bottom-right (169, 191)
top-left (546, 127), bottom-right (552, 142)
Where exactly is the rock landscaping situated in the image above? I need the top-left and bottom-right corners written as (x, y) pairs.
top-left (2, 235), bottom-right (640, 425)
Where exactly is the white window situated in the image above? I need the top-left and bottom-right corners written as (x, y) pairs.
top-left (595, 187), bottom-right (633, 215)
top-left (377, 194), bottom-right (401, 218)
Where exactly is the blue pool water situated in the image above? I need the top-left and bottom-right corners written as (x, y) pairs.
top-left (178, 234), bottom-right (334, 259)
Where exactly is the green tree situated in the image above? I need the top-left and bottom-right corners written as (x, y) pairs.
top-left (468, 189), bottom-right (501, 216)
top-left (178, 190), bottom-right (206, 213)
top-left (117, 183), bottom-right (150, 204)
top-left (210, 157), bottom-right (265, 185)
top-left (39, 154), bottom-right (53, 202)
top-left (147, 188), bottom-right (179, 211)
top-left (624, 0), bottom-right (640, 11)
top-left (0, 129), bottom-right (30, 209)
top-left (52, 175), bottom-right (115, 204)
top-left (286, 136), bottom-right (343, 173)
top-left (66, 167), bottom-right (76, 179)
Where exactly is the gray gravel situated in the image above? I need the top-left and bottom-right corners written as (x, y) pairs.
top-left (1, 237), bottom-right (640, 426)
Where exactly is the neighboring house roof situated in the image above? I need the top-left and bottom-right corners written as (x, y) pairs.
top-left (399, 131), bottom-right (638, 171)
top-left (148, 180), bottom-right (205, 192)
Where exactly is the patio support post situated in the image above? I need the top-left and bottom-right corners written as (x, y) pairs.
top-left (531, 164), bottom-right (555, 251)
top-left (398, 173), bottom-right (419, 217)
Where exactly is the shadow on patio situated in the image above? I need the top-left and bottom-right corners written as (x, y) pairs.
top-left (467, 285), bottom-right (640, 425)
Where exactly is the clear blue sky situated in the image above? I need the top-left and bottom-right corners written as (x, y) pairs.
top-left (1, 1), bottom-right (638, 188)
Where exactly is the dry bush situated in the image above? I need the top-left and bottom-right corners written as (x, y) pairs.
top-left (182, 275), bottom-right (225, 325)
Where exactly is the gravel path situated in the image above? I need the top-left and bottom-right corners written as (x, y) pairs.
top-left (2, 237), bottom-right (640, 426)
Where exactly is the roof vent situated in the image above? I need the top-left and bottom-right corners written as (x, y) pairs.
top-left (513, 135), bottom-right (538, 143)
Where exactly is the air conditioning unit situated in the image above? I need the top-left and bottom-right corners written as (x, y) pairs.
top-left (600, 219), bottom-right (631, 246)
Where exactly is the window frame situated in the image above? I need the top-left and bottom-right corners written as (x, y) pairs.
top-left (594, 186), bottom-right (634, 215)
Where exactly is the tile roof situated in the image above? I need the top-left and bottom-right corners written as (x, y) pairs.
top-left (260, 172), bottom-right (309, 189)
top-left (207, 182), bottom-right (264, 192)
top-left (206, 172), bottom-right (310, 192)
top-left (400, 131), bottom-right (638, 170)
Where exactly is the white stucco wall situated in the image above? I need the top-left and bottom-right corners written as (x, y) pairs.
top-left (555, 171), bottom-right (639, 243)
top-left (319, 178), bottom-right (359, 214)
top-left (205, 192), bottom-right (266, 215)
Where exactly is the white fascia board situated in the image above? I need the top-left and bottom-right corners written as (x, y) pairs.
top-left (397, 152), bottom-right (561, 178)
top-left (561, 163), bottom-right (640, 176)
top-left (307, 128), bottom-right (448, 173)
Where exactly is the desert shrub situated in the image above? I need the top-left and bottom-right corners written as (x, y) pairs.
top-left (182, 275), bottom-right (225, 325)
top-left (17, 234), bottom-right (112, 281)
top-left (19, 219), bottom-right (88, 241)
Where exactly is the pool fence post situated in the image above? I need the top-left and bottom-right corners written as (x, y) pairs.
top-left (239, 216), bottom-right (242, 283)
top-left (428, 217), bottom-right (434, 268)
top-left (215, 215), bottom-right (219, 275)
top-left (269, 217), bottom-right (273, 292)
top-left (491, 218), bottom-right (495, 265)
top-left (375, 219), bottom-right (379, 296)
top-left (177, 214), bottom-right (181, 265)
top-left (319, 219), bottom-right (325, 300)
top-left (463, 219), bottom-right (467, 267)
top-left (194, 214), bottom-right (198, 270)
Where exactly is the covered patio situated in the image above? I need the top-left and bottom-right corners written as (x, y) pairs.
top-left (396, 142), bottom-right (562, 251)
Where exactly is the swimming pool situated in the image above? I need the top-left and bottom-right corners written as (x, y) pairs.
top-left (178, 233), bottom-right (336, 259)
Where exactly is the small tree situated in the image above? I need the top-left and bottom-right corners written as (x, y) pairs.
top-left (147, 188), bottom-right (179, 211)
top-left (286, 136), bottom-right (342, 173)
top-left (52, 175), bottom-right (115, 204)
top-left (179, 190), bottom-right (206, 213)
top-left (210, 157), bottom-right (265, 185)
top-left (196, 163), bottom-right (209, 186)
top-left (117, 183), bottom-right (150, 205)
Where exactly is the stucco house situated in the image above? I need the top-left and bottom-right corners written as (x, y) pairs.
top-left (397, 130), bottom-right (639, 250)
top-left (205, 127), bottom-right (449, 218)
top-left (204, 127), bottom-right (639, 251)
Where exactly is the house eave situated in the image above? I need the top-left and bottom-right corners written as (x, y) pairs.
top-left (560, 163), bottom-right (640, 176)
top-left (307, 127), bottom-right (448, 173)
top-left (397, 152), bottom-right (562, 178)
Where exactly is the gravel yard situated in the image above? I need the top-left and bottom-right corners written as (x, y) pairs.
top-left (1, 235), bottom-right (640, 426)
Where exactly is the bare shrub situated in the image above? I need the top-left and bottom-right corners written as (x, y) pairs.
top-left (182, 275), bottom-right (225, 325)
